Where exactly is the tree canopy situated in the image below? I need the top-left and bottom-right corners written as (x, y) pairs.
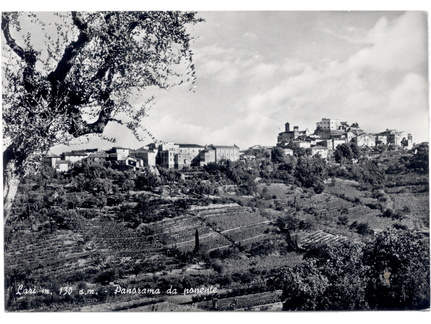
top-left (2, 11), bottom-right (202, 218)
top-left (273, 229), bottom-right (430, 310)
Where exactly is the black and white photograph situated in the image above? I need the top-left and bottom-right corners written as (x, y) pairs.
top-left (1, 7), bottom-right (430, 314)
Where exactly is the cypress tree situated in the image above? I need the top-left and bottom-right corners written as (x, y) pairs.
top-left (194, 229), bottom-right (200, 252)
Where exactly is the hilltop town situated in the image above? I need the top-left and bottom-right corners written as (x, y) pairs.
top-left (5, 117), bottom-right (428, 312)
top-left (45, 117), bottom-right (414, 173)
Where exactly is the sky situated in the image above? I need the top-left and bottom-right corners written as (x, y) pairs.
top-left (14, 10), bottom-right (431, 153)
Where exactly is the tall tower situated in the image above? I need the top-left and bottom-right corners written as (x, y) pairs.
top-left (293, 126), bottom-right (299, 139)
top-left (285, 122), bottom-right (290, 132)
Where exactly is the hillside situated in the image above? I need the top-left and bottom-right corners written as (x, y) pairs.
top-left (4, 146), bottom-right (430, 311)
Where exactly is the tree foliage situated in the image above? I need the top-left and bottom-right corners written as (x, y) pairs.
top-left (294, 156), bottom-right (327, 193)
top-left (271, 147), bottom-right (287, 164)
top-left (2, 11), bottom-right (202, 217)
top-left (410, 143), bottom-right (429, 173)
top-left (273, 230), bottom-right (430, 310)
top-left (333, 143), bottom-right (361, 163)
top-left (363, 230), bottom-right (430, 310)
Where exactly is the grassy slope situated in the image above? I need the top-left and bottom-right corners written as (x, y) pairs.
top-left (4, 171), bottom-right (429, 311)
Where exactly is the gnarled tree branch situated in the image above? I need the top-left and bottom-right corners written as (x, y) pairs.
top-left (1, 13), bottom-right (25, 60)
top-left (47, 12), bottom-right (90, 88)
top-left (68, 97), bottom-right (115, 137)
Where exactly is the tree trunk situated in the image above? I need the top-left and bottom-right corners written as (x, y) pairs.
top-left (3, 160), bottom-right (20, 224)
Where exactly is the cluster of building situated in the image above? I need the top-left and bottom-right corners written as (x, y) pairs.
top-left (44, 143), bottom-right (240, 172)
top-left (276, 118), bottom-right (413, 159)
top-left (45, 117), bottom-right (414, 172)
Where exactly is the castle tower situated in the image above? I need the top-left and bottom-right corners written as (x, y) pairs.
top-left (285, 122), bottom-right (290, 132)
top-left (293, 126), bottom-right (299, 138)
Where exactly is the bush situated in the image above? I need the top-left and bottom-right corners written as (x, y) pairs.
top-left (209, 247), bottom-right (238, 259)
top-left (382, 208), bottom-right (394, 218)
top-left (350, 221), bottom-right (373, 235)
top-left (313, 180), bottom-right (325, 194)
top-left (337, 216), bottom-right (349, 226)
top-left (393, 223), bottom-right (408, 231)
top-left (276, 216), bottom-right (312, 232)
top-left (94, 268), bottom-right (118, 285)
top-left (382, 208), bottom-right (404, 220)
top-left (356, 222), bottom-right (372, 235)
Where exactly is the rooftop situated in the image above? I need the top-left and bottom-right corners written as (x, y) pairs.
top-left (131, 149), bottom-right (156, 153)
top-left (210, 144), bottom-right (240, 149)
top-left (87, 153), bottom-right (108, 158)
top-left (176, 144), bottom-right (204, 148)
top-left (63, 151), bottom-right (88, 156)
top-left (110, 147), bottom-right (131, 150)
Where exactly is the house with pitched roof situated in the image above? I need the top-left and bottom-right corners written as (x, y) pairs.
top-left (55, 161), bottom-right (70, 172)
top-left (61, 151), bottom-right (89, 163)
top-left (176, 144), bottom-right (205, 168)
top-left (131, 148), bottom-right (157, 167)
top-left (82, 153), bottom-right (108, 166)
top-left (311, 145), bottom-right (329, 159)
top-left (208, 144), bottom-right (240, 162)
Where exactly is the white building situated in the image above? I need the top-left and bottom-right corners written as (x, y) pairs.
top-left (316, 118), bottom-right (341, 131)
top-left (208, 145), bottom-right (240, 162)
top-left (311, 146), bottom-right (329, 159)
top-left (61, 151), bottom-right (89, 163)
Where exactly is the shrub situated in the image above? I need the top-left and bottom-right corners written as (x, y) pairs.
top-left (393, 223), bottom-right (408, 231)
top-left (382, 208), bottom-right (394, 218)
top-left (313, 180), bottom-right (325, 194)
top-left (94, 268), bottom-right (118, 285)
top-left (382, 208), bottom-right (404, 220)
top-left (356, 222), bottom-right (372, 235)
top-left (337, 216), bottom-right (349, 226)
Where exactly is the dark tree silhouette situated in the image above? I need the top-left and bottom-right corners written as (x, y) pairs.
top-left (2, 11), bottom-right (202, 222)
top-left (194, 228), bottom-right (200, 253)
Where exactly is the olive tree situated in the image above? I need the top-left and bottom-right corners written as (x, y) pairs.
top-left (363, 229), bottom-right (430, 310)
top-left (2, 11), bottom-right (202, 222)
top-left (273, 230), bottom-right (429, 310)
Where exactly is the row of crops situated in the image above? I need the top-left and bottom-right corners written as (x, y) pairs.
top-left (137, 205), bottom-right (282, 253)
top-left (196, 291), bottom-right (283, 311)
top-left (203, 211), bottom-right (268, 232)
top-left (198, 206), bottom-right (281, 251)
top-left (84, 218), bottom-right (164, 258)
top-left (6, 232), bottom-right (84, 268)
top-left (144, 215), bottom-right (210, 246)
top-left (298, 230), bottom-right (349, 248)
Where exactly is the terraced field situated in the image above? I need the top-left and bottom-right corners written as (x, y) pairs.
top-left (196, 290), bottom-right (283, 311)
top-left (202, 210), bottom-right (268, 232)
top-left (325, 179), bottom-right (367, 199)
top-left (5, 216), bottom-right (168, 282)
top-left (298, 230), bottom-right (349, 248)
top-left (143, 213), bottom-right (231, 251)
top-left (139, 205), bottom-right (284, 253)
top-left (5, 230), bottom-right (92, 280)
top-left (197, 205), bottom-right (280, 248)
top-left (389, 192), bottom-right (429, 223)
top-left (7, 172), bottom-right (428, 312)
top-left (87, 219), bottom-right (164, 258)
top-left (222, 253), bottom-right (303, 273)
top-left (223, 225), bottom-right (269, 244)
